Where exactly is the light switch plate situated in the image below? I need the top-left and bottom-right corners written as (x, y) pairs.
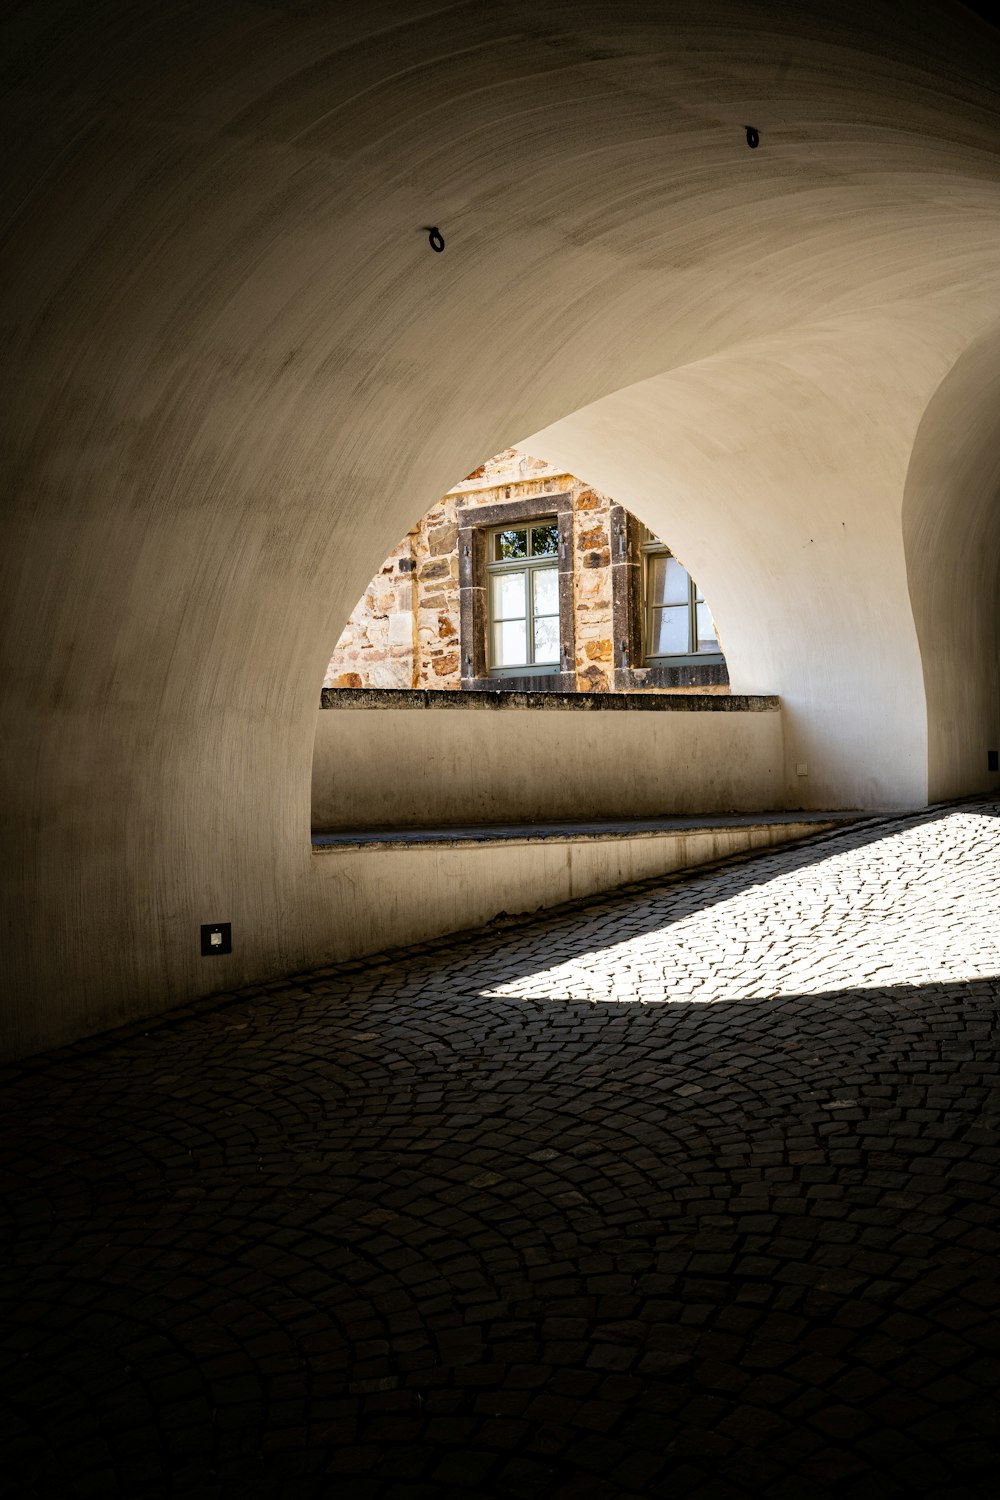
top-left (201, 923), bottom-right (232, 956)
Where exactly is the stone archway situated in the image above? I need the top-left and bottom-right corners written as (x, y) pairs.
top-left (3, 0), bottom-right (1000, 1057)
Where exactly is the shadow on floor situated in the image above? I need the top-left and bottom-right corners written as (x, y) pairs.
top-left (2, 950), bottom-right (999, 1497)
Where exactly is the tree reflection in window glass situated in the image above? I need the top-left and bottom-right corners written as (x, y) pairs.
top-left (530, 523), bottom-right (558, 556)
top-left (532, 568), bottom-right (558, 616)
top-left (496, 529), bottom-right (528, 560)
top-left (493, 570), bottom-right (526, 621)
top-left (533, 614), bottom-right (559, 663)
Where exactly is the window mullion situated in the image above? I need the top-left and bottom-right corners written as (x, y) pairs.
top-left (526, 559), bottom-right (535, 666)
top-left (646, 563), bottom-right (651, 661)
top-left (646, 555), bottom-right (656, 661)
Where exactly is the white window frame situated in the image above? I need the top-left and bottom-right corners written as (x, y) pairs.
top-left (486, 518), bottom-right (561, 677)
top-left (640, 534), bottom-right (723, 667)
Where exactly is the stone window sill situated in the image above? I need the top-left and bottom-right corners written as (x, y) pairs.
top-left (319, 687), bottom-right (778, 712)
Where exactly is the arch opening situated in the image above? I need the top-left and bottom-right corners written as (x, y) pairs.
top-left (310, 445), bottom-right (747, 837)
top-left (319, 447), bottom-right (728, 699)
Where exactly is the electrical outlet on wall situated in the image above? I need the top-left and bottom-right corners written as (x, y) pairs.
top-left (201, 923), bottom-right (232, 955)
top-left (795, 763), bottom-right (808, 777)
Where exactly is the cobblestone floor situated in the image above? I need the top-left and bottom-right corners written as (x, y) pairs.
top-left (2, 803), bottom-right (1000, 1499)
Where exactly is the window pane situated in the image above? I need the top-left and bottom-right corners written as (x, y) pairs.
top-left (531, 565), bottom-right (558, 615)
top-left (530, 523), bottom-right (558, 557)
top-left (647, 554), bottom-right (689, 606)
top-left (533, 613), bottom-right (560, 663)
top-left (650, 604), bottom-right (689, 655)
top-left (495, 528), bottom-right (527, 560)
top-left (492, 569), bottom-right (526, 620)
top-left (695, 601), bottom-right (719, 652)
top-left (647, 554), bottom-right (667, 605)
top-left (493, 619), bottom-right (527, 667)
top-left (663, 557), bottom-right (689, 605)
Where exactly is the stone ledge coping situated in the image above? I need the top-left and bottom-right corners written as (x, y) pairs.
top-left (312, 811), bottom-right (863, 852)
top-left (320, 687), bottom-right (778, 712)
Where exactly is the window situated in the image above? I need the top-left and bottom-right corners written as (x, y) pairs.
top-left (458, 493), bottom-right (574, 691)
top-left (640, 528), bottom-right (722, 665)
top-left (487, 519), bottom-right (560, 675)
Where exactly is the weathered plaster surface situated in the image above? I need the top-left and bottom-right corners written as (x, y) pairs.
top-left (312, 698), bottom-right (783, 829)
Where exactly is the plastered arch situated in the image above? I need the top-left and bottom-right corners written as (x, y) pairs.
top-left (521, 304), bottom-right (1000, 810)
top-left (903, 323), bottom-right (1000, 802)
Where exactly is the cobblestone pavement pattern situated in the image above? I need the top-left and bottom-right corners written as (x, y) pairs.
top-left (2, 804), bottom-right (1000, 1499)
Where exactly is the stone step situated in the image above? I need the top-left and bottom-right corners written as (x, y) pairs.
top-left (312, 810), bottom-right (866, 851)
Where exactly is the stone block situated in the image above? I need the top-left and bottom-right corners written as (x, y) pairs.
top-left (368, 661), bottom-right (410, 688)
top-left (584, 638), bottom-right (613, 664)
top-left (577, 663), bottom-right (610, 691)
top-left (388, 611), bottom-right (414, 646)
top-left (427, 522), bottom-right (458, 556)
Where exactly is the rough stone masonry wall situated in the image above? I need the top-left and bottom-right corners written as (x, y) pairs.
top-left (325, 450), bottom-right (619, 691)
top-left (570, 476), bottom-right (614, 692)
top-left (322, 531), bottom-right (417, 690)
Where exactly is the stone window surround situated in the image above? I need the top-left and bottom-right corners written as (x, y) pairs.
top-left (458, 491), bottom-right (576, 692)
top-left (609, 506), bottom-right (730, 691)
top-left (456, 494), bottom-right (729, 694)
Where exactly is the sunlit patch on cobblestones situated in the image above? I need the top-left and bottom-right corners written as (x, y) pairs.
top-left (482, 811), bottom-right (1000, 1004)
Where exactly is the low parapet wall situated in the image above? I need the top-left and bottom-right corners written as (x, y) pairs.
top-left (313, 689), bottom-right (783, 832)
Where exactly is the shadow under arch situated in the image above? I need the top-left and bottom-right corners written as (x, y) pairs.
top-left (902, 319), bottom-right (1000, 803)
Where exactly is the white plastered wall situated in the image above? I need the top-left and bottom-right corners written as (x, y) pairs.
top-left (903, 324), bottom-right (1000, 802)
top-left (521, 304), bottom-right (1000, 810)
top-left (312, 705), bottom-right (783, 830)
top-left (2, 0), bottom-right (1000, 1059)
